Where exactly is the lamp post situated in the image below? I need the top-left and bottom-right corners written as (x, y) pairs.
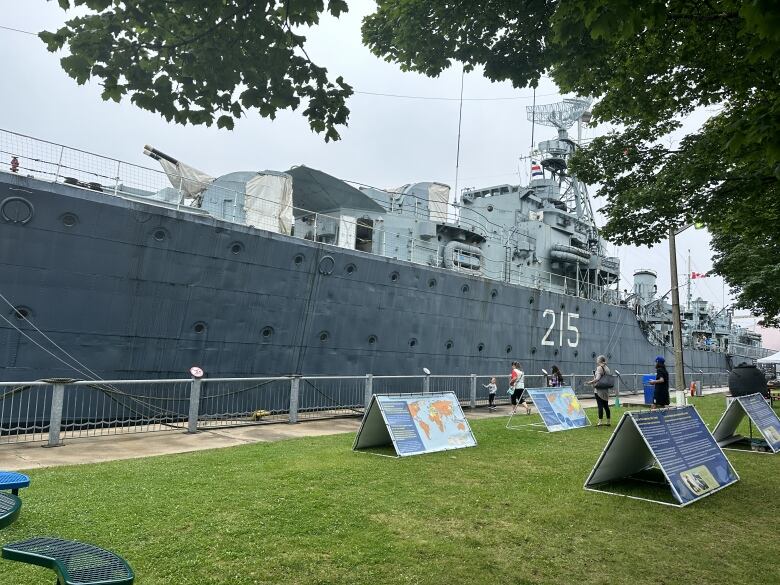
top-left (669, 227), bottom-right (686, 399)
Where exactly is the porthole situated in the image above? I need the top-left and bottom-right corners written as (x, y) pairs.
top-left (0, 196), bottom-right (34, 224)
top-left (575, 305), bottom-right (580, 313)
top-left (592, 352), bottom-right (597, 359)
top-left (428, 278), bottom-right (437, 288)
top-left (318, 256), bottom-right (335, 275)
top-left (368, 335), bottom-right (378, 345)
top-left (461, 284), bottom-right (469, 294)
top-left (409, 338), bottom-right (418, 348)
top-left (345, 263), bottom-right (356, 275)
top-left (506, 345), bottom-right (512, 354)
top-left (230, 242), bottom-right (243, 255)
top-left (293, 254), bottom-right (304, 265)
top-left (61, 212), bottom-right (78, 227)
top-left (193, 322), bottom-right (206, 334)
top-left (487, 205), bottom-right (494, 212)
top-left (554, 349), bottom-right (559, 356)
top-left (153, 228), bottom-right (167, 242)
top-left (574, 350), bottom-right (579, 357)
top-left (319, 331), bottom-right (330, 342)
top-left (477, 343), bottom-right (485, 352)
top-left (445, 340), bottom-right (453, 350)
top-left (608, 311), bottom-right (613, 318)
top-left (12, 306), bottom-right (30, 320)
top-left (531, 347), bottom-right (537, 355)
top-left (261, 326), bottom-right (274, 339)
top-left (592, 308), bottom-right (597, 315)
top-left (490, 289), bottom-right (498, 299)
top-left (529, 297), bottom-right (534, 305)
top-left (390, 271), bottom-right (399, 282)
top-left (560, 303), bottom-right (565, 309)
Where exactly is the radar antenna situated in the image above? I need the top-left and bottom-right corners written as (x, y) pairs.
top-left (525, 97), bottom-right (593, 130)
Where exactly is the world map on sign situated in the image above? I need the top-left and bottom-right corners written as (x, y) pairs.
top-left (406, 396), bottom-right (476, 451)
top-left (526, 388), bottom-right (589, 432)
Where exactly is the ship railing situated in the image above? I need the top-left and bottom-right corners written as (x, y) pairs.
top-left (0, 128), bottom-right (624, 308)
top-left (0, 371), bottom-right (732, 447)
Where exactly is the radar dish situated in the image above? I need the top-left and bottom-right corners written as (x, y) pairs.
top-left (526, 97), bottom-right (593, 129)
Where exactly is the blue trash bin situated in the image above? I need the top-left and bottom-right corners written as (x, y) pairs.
top-left (643, 374), bottom-right (655, 405)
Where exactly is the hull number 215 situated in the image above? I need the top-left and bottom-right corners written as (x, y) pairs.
top-left (541, 309), bottom-right (580, 347)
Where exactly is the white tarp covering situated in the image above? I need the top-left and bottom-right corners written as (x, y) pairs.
top-left (338, 215), bottom-right (356, 249)
top-left (244, 172), bottom-right (293, 235)
top-left (757, 350), bottom-right (780, 364)
top-left (428, 183), bottom-right (450, 223)
top-left (158, 158), bottom-right (215, 199)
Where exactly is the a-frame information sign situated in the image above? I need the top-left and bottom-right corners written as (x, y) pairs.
top-left (353, 392), bottom-right (477, 457)
top-left (584, 406), bottom-right (739, 507)
top-left (522, 388), bottom-right (590, 432)
top-left (712, 393), bottom-right (780, 453)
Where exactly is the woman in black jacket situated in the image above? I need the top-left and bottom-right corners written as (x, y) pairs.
top-left (648, 356), bottom-right (670, 408)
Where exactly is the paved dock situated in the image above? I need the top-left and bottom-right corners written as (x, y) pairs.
top-left (0, 389), bottom-right (728, 472)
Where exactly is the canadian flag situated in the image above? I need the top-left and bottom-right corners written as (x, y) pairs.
top-left (691, 271), bottom-right (709, 279)
top-left (531, 161), bottom-right (543, 178)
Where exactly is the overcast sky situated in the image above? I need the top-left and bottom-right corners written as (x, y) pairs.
top-left (1, 1), bottom-right (773, 341)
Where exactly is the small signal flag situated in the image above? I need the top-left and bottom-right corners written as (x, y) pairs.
top-left (691, 271), bottom-right (709, 279)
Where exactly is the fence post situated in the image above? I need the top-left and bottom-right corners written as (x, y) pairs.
top-left (187, 378), bottom-right (202, 433)
top-left (46, 383), bottom-right (65, 447)
top-left (364, 374), bottom-right (373, 409)
top-left (423, 373), bottom-right (430, 394)
top-left (470, 374), bottom-right (477, 409)
top-left (289, 376), bottom-right (300, 424)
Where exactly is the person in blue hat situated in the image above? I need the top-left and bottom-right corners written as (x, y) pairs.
top-left (648, 356), bottom-right (670, 408)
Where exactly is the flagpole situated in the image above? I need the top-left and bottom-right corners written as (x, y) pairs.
top-left (453, 66), bottom-right (465, 215)
top-left (530, 85), bottom-right (536, 151)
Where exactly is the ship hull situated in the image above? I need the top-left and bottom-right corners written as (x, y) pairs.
top-left (1, 173), bottom-right (732, 384)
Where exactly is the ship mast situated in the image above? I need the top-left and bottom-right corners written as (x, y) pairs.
top-left (686, 250), bottom-right (691, 313)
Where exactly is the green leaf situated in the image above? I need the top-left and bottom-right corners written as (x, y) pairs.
top-left (216, 115), bottom-right (235, 130)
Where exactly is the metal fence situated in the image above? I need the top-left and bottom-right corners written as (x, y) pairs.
top-left (0, 371), bottom-right (731, 447)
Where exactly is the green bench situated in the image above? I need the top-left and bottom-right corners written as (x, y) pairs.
top-left (2, 537), bottom-right (134, 584)
top-left (0, 492), bottom-right (21, 529)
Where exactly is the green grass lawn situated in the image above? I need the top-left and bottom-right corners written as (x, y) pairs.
top-left (1, 395), bottom-right (778, 584)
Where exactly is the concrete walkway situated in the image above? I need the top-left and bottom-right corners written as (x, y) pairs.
top-left (0, 388), bottom-right (728, 472)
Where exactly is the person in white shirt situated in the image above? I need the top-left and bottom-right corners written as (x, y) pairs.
top-left (509, 361), bottom-right (531, 415)
top-left (483, 377), bottom-right (497, 410)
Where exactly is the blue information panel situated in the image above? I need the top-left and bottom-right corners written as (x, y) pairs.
top-left (526, 388), bottom-right (589, 432)
top-left (632, 406), bottom-right (738, 505)
top-left (376, 394), bottom-right (477, 457)
top-left (738, 394), bottom-right (780, 452)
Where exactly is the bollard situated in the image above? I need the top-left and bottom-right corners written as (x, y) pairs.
top-left (46, 383), bottom-right (65, 447)
top-left (470, 374), bottom-right (477, 409)
top-left (364, 374), bottom-right (373, 409)
top-left (187, 378), bottom-right (202, 433)
top-left (423, 373), bottom-right (430, 394)
top-left (289, 376), bottom-right (300, 424)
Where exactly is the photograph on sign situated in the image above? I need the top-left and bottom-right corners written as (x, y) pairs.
top-left (525, 387), bottom-right (589, 432)
top-left (585, 406), bottom-right (739, 507)
top-left (712, 393), bottom-right (780, 454)
top-left (353, 392), bottom-right (477, 457)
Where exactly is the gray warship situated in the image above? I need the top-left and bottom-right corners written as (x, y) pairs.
top-left (0, 98), bottom-right (769, 390)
